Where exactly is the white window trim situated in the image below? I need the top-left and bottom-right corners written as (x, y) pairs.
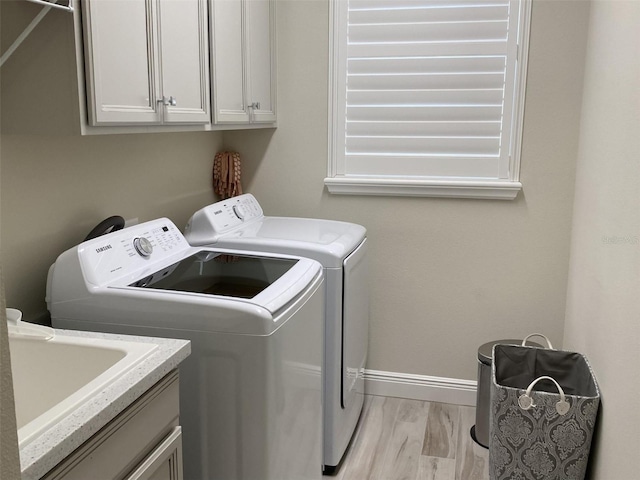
top-left (326, 0), bottom-right (531, 200)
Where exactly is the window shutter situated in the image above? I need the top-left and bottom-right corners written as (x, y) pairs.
top-left (337, 0), bottom-right (524, 182)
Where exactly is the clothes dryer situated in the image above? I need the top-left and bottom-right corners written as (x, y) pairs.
top-left (185, 194), bottom-right (369, 472)
top-left (47, 218), bottom-right (323, 480)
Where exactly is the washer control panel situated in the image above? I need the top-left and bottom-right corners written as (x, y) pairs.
top-left (185, 194), bottom-right (264, 242)
top-left (78, 218), bottom-right (189, 286)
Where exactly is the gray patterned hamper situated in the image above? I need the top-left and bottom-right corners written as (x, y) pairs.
top-left (489, 344), bottom-right (600, 480)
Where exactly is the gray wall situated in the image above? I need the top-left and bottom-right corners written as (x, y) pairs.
top-left (0, 272), bottom-right (20, 479)
top-left (0, 0), bottom-right (20, 467)
top-left (1, 132), bottom-right (222, 321)
top-left (224, 0), bottom-right (590, 380)
top-left (563, 1), bottom-right (640, 477)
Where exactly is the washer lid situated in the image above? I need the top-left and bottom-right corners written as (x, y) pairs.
top-left (185, 194), bottom-right (366, 267)
top-left (195, 217), bottom-right (365, 268)
top-left (123, 249), bottom-right (322, 315)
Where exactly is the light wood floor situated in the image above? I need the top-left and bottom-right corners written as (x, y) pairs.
top-left (326, 395), bottom-right (489, 480)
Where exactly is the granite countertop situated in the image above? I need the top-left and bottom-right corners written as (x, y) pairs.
top-left (19, 329), bottom-right (191, 480)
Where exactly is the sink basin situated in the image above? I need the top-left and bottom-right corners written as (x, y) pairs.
top-left (9, 332), bottom-right (158, 447)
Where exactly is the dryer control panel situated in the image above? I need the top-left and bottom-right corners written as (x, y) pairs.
top-left (78, 218), bottom-right (189, 286)
top-left (185, 194), bottom-right (264, 243)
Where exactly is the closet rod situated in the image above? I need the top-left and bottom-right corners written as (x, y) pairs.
top-left (0, 0), bottom-right (73, 68)
top-left (25, 0), bottom-right (73, 12)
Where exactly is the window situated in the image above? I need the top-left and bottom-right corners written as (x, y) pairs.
top-left (327, 0), bottom-right (531, 199)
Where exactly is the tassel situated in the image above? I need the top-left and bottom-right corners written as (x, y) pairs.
top-left (213, 151), bottom-right (243, 199)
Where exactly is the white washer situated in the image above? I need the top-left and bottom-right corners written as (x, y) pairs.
top-left (46, 218), bottom-right (324, 480)
top-left (184, 194), bottom-right (369, 472)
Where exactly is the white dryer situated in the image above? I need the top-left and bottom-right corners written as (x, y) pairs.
top-left (47, 218), bottom-right (324, 480)
top-left (185, 194), bottom-right (369, 472)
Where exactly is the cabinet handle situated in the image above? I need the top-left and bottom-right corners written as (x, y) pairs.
top-left (158, 96), bottom-right (177, 107)
top-left (248, 102), bottom-right (261, 110)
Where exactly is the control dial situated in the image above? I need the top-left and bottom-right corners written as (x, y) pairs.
top-left (232, 204), bottom-right (246, 220)
top-left (133, 237), bottom-right (153, 257)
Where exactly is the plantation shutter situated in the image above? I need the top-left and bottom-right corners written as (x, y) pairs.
top-left (333, 0), bottom-right (525, 184)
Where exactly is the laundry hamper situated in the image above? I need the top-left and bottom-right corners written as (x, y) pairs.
top-left (489, 341), bottom-right (600, 480)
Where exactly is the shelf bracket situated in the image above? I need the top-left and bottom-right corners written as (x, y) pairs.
top-left (0, 0), bottom-right (74, 69)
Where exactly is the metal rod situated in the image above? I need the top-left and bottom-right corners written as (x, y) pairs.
top-left (24, 0), bottom-right (73, 13)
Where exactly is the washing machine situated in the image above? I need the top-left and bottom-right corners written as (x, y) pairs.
top-left (184, 194), bottom-right (369, 472)
top-left (46, 218), bottom-right (324, 480)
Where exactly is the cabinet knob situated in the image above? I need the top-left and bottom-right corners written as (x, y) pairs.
top-left (249, 102), bottom-right (261, 110)
top-left (158, 96), bottom-right (177, 107)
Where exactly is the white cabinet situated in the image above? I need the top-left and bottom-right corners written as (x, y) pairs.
top-left (125, 427), bottom-right (183, 480)
top-left (43, 371), bottom-right (183, 480)
top-left (83, 0), bottom-right (210, 126)
top-left (210, 0), bottom-right (276, 124)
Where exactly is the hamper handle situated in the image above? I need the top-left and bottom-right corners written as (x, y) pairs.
top-left (518, 375), bottom-right (570, 415)
top-left (522, 333), bottom-right (554, 349)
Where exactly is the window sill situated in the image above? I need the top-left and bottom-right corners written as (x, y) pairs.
top-left (324, 177), bottom-right (522, 200)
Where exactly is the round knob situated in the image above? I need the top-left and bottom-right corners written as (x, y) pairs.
top-left (133, 237), bottom-right (153, 257)
top-left (232, 205), bottom-right (245, 220)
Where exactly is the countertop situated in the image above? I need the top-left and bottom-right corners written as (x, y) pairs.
top-left (19, 329), bottom-right (191, 480)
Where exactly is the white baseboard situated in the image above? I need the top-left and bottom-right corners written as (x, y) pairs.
top-left (363, 369), bottom-right (477, 406)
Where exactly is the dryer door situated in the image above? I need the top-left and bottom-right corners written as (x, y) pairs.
top-left (342, 239), bottom-right (369, 408)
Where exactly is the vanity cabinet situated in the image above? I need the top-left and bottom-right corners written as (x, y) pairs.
top-left (42, 371), bottom-right (183, 480)
top-left (83, 0), bottom-right (210, 126)
top-left (210, 0), bottom-right (277, 124)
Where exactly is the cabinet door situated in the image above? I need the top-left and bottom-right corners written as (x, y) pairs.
top-left (246, 0), bottom-right (276, 123)
top-left (83, 0), bottom-right (161, 125)
top-left (210, 0), bottom-right (250, 123)
top-left (157, 0), bottom-right (211, 124)
top-left (125, 427), bottom-right (183, 480)
top-left (42, 372), bottom-right (180, 480)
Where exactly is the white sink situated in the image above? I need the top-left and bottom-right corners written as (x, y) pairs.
top-left (9, 331), bottom-right (158, 447)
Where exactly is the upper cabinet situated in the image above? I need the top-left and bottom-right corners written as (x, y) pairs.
top-left (83, 0), bottom-right (211, 126)
top-left (0, 0), bottom-right (277, 133)
top-left (210, 0), bottom-right (277, 124)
